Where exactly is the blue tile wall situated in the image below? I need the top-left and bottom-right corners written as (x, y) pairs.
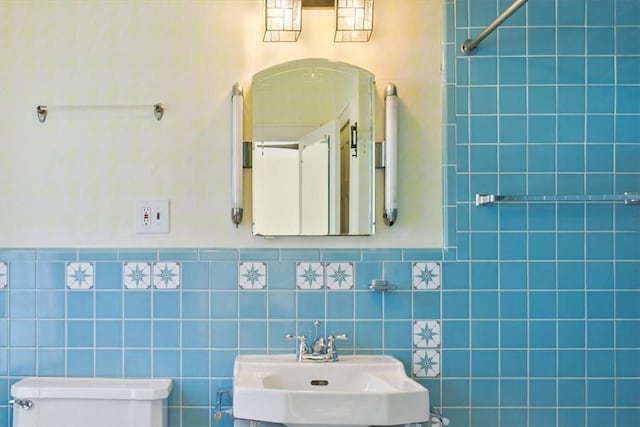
top-left (0, 251), bottom-right (444, 427)
top-left (449, 0), bottom-right (640, 426)
top-left (1, 1), bottom-right (639, 427)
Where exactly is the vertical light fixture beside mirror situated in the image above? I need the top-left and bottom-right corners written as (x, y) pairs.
top-left (383, 83), bottom-right (398, 226)
top-left (264, 0), bottom-right (302, 42)
top-left (231, 83), bottom-right (244, 227)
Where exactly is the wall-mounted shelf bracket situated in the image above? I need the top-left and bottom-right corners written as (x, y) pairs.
top-left (369, 279), bottom-right (398, 292)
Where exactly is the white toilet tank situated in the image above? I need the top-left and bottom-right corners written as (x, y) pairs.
top-left (10, 377), bottom-right (172, 427)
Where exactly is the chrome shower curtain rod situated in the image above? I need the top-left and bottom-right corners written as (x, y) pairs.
top-left (461, 0), bottom-right (528, 55)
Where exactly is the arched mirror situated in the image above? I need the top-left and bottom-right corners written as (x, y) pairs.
top-left (251, 58), bottom-right (375, 236)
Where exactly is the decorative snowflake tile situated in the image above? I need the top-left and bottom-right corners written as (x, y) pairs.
top-left (413, 320), bottom-right (441, 348)
top-left (0, 261), bottom-right (7, 289)
top-left (413, 349), bottom-right (440, 378)
top-left (153, 262), bottom-right (181, 289)
top-left (66, 262), bottom-right (94, 289)
top-left (413, 262), bottom-right (440, 289)
top-left (239, 262), bottom-right (267, 290)
top-left (296, 262), bottom-right (324, 289)
top-left (123, 262), bottom-right (152, 289)
top-left (326, 262), bottom-right (354, 290)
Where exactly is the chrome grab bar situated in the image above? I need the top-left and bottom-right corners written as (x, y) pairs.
top-left (461, 0), bottom-right (528, 55)
top-left (476, 193), bottom-right (640, 206)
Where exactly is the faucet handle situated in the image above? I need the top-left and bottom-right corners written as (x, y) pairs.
top-left (286, 334), bottom-right (309, 361)
top-left (285, 334), bottom-right (307, 342)
top-left (329, 333), bottom-right (348, 341)
top-left (326, 334), bottom-right (348, 362)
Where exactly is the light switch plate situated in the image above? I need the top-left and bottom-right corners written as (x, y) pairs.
top-left (136, 200), bottom-right (170, 233)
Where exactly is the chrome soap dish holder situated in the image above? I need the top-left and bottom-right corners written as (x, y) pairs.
top-left (369, 279), bottom-right (397, 292)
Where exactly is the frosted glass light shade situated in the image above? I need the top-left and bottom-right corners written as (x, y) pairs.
top-left (334, 0), bottom-right (374, 42)
top-left (231, 84), bottom-right (244, 226)
top-left (264, 0), bottom-right (302, 42)
top-left (384, 83), bottom-right (397, 226)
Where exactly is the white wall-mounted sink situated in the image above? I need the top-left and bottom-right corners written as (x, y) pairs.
top-left (233, 354), bottom-right (429, 427)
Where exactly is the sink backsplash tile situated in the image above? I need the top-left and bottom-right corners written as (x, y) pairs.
top-left (0, 247), bottom-right (445, 426)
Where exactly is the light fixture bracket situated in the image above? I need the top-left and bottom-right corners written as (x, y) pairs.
top-left (301, 0), bottom-right (333, 7)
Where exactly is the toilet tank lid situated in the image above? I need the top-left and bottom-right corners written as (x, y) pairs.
top-left (11, 377), bottom-right (172, 400)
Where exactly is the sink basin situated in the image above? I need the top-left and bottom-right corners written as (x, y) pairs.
top-left (233, 354), bottom-right (429, 427)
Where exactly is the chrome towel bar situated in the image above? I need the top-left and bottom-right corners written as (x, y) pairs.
top-left (36, 103), bottom-right (165, 123)
top-left (476, 193), bottom-right (640, 206)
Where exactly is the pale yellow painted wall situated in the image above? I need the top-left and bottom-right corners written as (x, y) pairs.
top-left (0, 0), bottom-right (442, 248)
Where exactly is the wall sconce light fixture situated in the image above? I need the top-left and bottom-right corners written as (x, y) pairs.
top-left (231, 83), bottom-right (244, 227)
top-left (263, 0), bottom-right (373, 42)
top-left (383, 83), bottom-right (398, 226)
top-left (334, 0), bottom-right (374, 42)
top-left (264, 0), bottom-right (302, 42)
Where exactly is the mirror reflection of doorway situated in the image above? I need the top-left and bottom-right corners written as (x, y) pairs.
top-left (339, 121), bottom-right (350, 234)
top-left (251, 59), bottom-right (376, 236)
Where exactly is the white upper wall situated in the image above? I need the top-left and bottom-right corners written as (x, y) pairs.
top-left (0, 0), bottom-right (442, 248)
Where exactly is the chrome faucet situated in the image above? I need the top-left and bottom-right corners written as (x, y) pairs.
top-left (286, 321), bottom-right (348, 362)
